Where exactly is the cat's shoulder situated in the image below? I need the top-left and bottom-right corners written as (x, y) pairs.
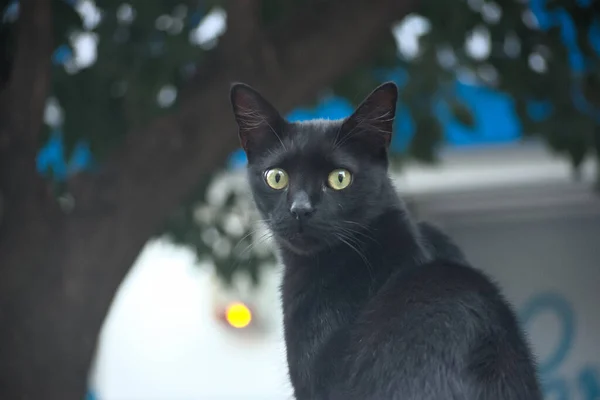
top-left (374, 258), bottom-right (507, 316)
top-left (413, 259), bottom-right (502, 298)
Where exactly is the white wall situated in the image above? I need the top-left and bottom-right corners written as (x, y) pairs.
top-left (92, 241), bottom-right (292, 400)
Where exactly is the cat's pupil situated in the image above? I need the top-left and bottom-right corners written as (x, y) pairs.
top-left (337, 173), bottom-right (343, 183)
top-left (275, 173), bottom-right (281, 183)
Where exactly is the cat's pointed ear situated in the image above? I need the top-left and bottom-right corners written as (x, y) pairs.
top-left (230, 83), bottom-right (284, 157)
top-left (339, 82), bottom-right (398, 152)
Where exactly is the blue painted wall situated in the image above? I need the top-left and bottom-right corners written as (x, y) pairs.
top-left (520, 292), bottom-right (600, 400)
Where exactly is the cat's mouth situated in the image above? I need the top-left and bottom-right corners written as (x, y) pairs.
top-left (278, 231), bottom-right (324, 255)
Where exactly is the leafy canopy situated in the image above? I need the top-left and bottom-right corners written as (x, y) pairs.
top-left (2, 0), bottom-right (598, 282)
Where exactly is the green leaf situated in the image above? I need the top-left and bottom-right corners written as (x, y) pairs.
top-left (331, 66), bottom-right (382, 106)
top-left (543, 0), bottom-right (564, 11)
top-left (582, 73), bottom-right (600, 109)
top-left (447, 98), bottom-right (475, 128)
top-left (52, 0), bottom-right (84, 45)
top-left (409, 114), bottom-right (443, 163)
top-left (567, 138), bottom-right (587, 175)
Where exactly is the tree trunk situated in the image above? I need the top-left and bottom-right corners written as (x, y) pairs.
top-left (0, 0), bottom-right (414, 398)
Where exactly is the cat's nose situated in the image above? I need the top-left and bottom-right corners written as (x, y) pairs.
top-left (290, 192), bottom-right (315, 221)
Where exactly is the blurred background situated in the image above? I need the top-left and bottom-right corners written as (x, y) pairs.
top-left (1, 0), bottom-right (599, 399)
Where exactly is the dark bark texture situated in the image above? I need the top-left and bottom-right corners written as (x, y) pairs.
top-left (0, 0), bottom-right (413, 398)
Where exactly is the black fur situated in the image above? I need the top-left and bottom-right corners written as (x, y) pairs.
top-left (230, 82), bottom-right (542, 399)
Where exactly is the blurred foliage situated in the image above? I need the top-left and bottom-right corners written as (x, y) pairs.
top-left (162, 169), bottom-right (277, 286)
top-left (2, 0), bottom-right (599, 283)
top-left (408, 0), bottom-right (600, 169)
top-left (336, 0), bottom-right (600, 170)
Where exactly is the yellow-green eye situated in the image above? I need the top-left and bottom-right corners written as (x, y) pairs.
top-left (327, 169), bottom-right (352, 190)
top-left (265, 168), bottom-right (289, 190)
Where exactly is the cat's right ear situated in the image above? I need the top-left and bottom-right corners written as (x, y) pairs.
top-left (230, 83), bottom-right (284, 157)
top-left (338, 82), bottom-right (398, 156)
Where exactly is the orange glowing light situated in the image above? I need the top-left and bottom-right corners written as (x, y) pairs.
top-left (225, 302), bottom-right (252, 329)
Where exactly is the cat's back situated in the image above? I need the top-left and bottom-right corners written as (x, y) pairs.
top-left (358, 260), bottom-right (517, 346)
top-left (335, 260), bottom-right (542, 400)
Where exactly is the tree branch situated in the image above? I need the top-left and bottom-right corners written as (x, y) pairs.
top-left (1, 0), bottom-right (53, 147)
top-left (0, 0), bottom-right (59, 335)
top-left (0, 3), bottom-right (71, 396)
top-left (0, 0), bottom-right (56, 292)
top-left (221, 0), bottom-right (262, 50)
top-left (0, 0), bottom-right (55, 232)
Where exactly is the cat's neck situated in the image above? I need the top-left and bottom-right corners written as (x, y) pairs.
top-left (279, 205), bottom-right (429, 398)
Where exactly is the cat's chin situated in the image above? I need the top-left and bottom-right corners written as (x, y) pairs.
top-left (277, 233), bottom-right (326, 256)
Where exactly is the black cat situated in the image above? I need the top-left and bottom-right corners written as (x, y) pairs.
top-left (230, 82), bottom-right (542, 400)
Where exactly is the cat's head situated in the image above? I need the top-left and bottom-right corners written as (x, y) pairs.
top-left (230, 82), bottom-right (399, 255)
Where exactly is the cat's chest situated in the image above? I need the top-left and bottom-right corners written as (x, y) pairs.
top-left (283, 271), bottom-right (365, 334)
top-left (281, 255), bottom-right (377, 322)
top-left (281, 257), bottom-right (380, 393)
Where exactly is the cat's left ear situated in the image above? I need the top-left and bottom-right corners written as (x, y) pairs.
top-left (339, 82), bottom-right (398, 152)
top-left (230, 83), bottom-right (285, 158)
